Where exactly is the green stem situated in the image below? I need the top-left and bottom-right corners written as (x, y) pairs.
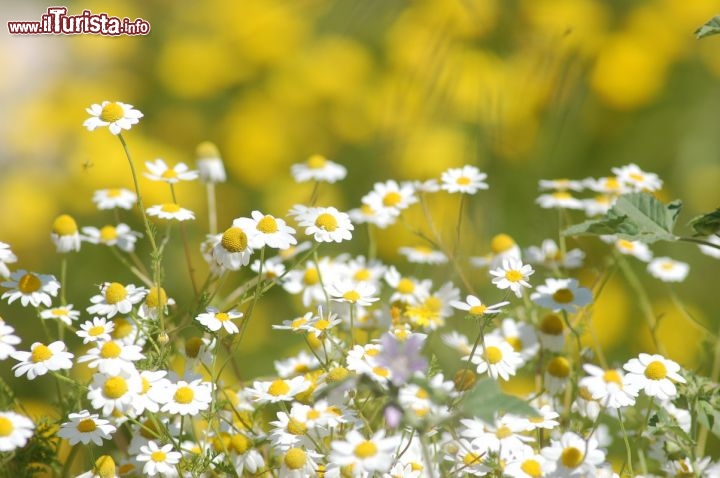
top-left (61, 444), bottom-right (80, 478)
top-left (617, 409), bottom-right (635, 477)
top-left (170, 184), bottom-right (198, 296)
top-left (452, 194), bottom-right (465, 258)
top-left (206, 182), bottom-right (218, 235)
top-left (679, 236), bottom-right (720, 251)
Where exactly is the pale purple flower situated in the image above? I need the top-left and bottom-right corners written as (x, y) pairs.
top-left (376, 333), bottom-right (428, 387)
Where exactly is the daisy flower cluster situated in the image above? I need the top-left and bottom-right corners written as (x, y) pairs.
top-left (0, 101), bottom-right (718, 478)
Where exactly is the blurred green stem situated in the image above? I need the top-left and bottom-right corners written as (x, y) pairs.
top-left (206, 182), bottom-right (217, 235)
top-left (170, 184), bottom-right (198, 296)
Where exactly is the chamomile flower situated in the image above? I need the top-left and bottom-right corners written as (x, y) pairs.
top-left (491, 318), bottom-right (539, 363)
top-left (196, 141), bottom-right (227, 183)
top-left (84, 101), bottom-right (143, 135)
top-left (274, 351), bottom-right (321, 378)
top-left (330, 430), bottom-right (398, 475)
top-left (623, 353), bottom-right (685, 400)
top-left (545, 356), bottom-right (572, 394)
top-left (537, 313), bottom-right (567, 352)
top-left (212, 219), bottom-right (257, 270)
top-left (87, 282), bottom-right (147, 318)
top-left (136, 441), bottom-right (182, 477)
top-left (580, 364), bottom-right (638, 409)
top-left (296, 206), bottom-right (354, 243)
top-left (450, 295), bottom-right (509, 317)
top-left (611, 163), bottom-right (662, 192)
top-left (87, 370), bottom-right (143, 416)
top-left (398, 245), bottom-right (448, 264)
top-left (280, 447), bottom-right (322, 477)
top-left (11, 341), bottom-right (74, 379)
top-left (489, 259), bottom-right (534, 298)
top-left (348, 203), bottom-right (397, 229)
top-left (134, 370), bottom-right (171, 414)
top-left (0, 411), bottom-right (34, 452)
top-left (77, 317), bottom-right (114, 344)
top-left (446, 438), bottom-right (490, 476)
top-left (0, 319), bottom-right (21, 360)
top-left (82, 224), bottom-right (142, 252)
top-left (248, 376), bottom-right (312, 404)
top-left (57, 410), bottom-right (116, 446)
top-left (362, 180), bottom-right (418, 217)
top-left (504, 449), bottom-right (553, 478)
top-left (195, 307), bottom-right (243, 334)
top-left (536, 191), bottom-right (584, 209)
top-left (77, 340), bottom-right (145, 375)
top-left (384, 267), bottom-right (431, 304)
top-left (583, 194), bottom-right (616, 216)
top-left (2, 270), bottom-right (60, 308)
top-left (647, 257), bottom-right (689, 282)
top-left (40, 304), bottom-right (80, 326)
top-left (541, 432), bottom-right (606, 477)
top-left (144, 159), bottom-right (198, 184)
top-left (161, 379), bottom-right (213, 416)
top-left (466, 336), bottom-right (523, 381)
top-left (146, 203), bottom-right (195, 221)
top-left (300, 310), bottom-right (343, 338)
top-left (440, 165), bottom-right (489, 194)
top-left (291, 154), bottom-right (347, 183)
top-left (51, 214), bottom-right (82, 253)
top-left (0, 242), bottom-right (18, 279)
top-left (539, 178), bottom-right (584, 191)
top-left (524, 239), bottom-right (585, 270)
top-left (246, 211), bottom-right (297, 249)
top-left (93, 188), bottom-right (137, 210)
top-left (611, 238), bottom-right (653, 262)
top-left (531, 278), bottom-right (593, 312)
top-left (76, 455), bottom-right (117, 478)
top-left (583, 176), bottom-right (627, 195)
top-left (328, 280), bottom-right (379, 307)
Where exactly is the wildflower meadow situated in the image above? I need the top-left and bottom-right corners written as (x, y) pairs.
top-left (2, 3), bottom-right (720, 478)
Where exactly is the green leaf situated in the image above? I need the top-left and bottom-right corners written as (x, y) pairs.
top-left (696, 16), bottom-right (720, 39)
top-left (461, 378), bottom-right (536, 422)
top-left (697, 401), bottom-right (720, 438)
top-left (688, 208), bottom-right (720, 236)
top-left (563, 192), bottom-right (681, 243)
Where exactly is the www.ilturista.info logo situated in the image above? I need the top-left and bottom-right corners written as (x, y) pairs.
top-left (8, 7), bottom-right (150, 35)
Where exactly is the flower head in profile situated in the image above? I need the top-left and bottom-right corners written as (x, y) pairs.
top-left (531, 278), bottom-right (593, 312)
top-left (611, 163), bottom-right (662, 192)
top-left (0, 242), bottom-right (18, 279)
top-left (146, 203), bottom-right (195, 221)
top-left (92, 188), bottom-right (137, 210)
top-left (0, 319), bottom-right (21, 360)
top-left (40, 304), bottom-right (80, 326)
top-left (1, 270), bottom-right (60, 308)
top-left (196, 141), bottom-right (227, 183)
top-left (291, 154), bottom-right (347, 183)
top-left (84, 101), bottom-right (143, 135)
top-left (51, 214), bottom-right (82, 253)
top-left (195, 307), bottom-right (243, 334)
top-left (57, 410), bottom-right (116, 446)
top-left (647, 257), bottom-right (689, 282)
top-left (144, 159), bottom-right (199, 184)
top-left (441, 165), bottom-right (489, 194)
top-left (450, 295), bottom-right (509, 317)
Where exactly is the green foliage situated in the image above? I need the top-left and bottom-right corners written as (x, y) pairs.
top-left (563, 192), bottom-right (681, 243)
top-left (461, 378), bottom-right (536, 422)
top-left (696, 16), bottom-right (720, 39)
top-left (679, 372), bottom-right (720, 440)
top-left (688, 208), bottom-right (720, 236)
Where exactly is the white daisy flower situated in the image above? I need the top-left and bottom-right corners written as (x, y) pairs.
top-left (195, 307), bottom-right (243, 334)
top-left (246, 211), bottom-right (297, 250)
top-left (384, 267), bottom-right (431, 305)
top-left (536, 191), bottom-right (585, 209)
top-left (580, 364), bottom-right (638, 409)
top-left (87, 282), bottom-right (147, 318)
top-left (291, 154), bottom-right (347, 183)
top-left (328, 280), bottom-right (379, 307)
top-left (295, 206), bottom-right (354, 243)
top-left (11, 341), bottom-right (74, 380)
top-left (211, 219), bottom-right (257, 270)
top-left (531, 278), bottom-right (593, 312)
top-left (1, 270), bottom-right (60, 308)
top-left (57, 410), bottom-right (116, 446)
top-left (274, 351), bottom-right (321, 378)
top-left (0, 411), bottom-right (34, 452)
top-left (539, 178), bottom-right (584, 191)
top-left (196, 141), bottom-right (227, 183)
top-left (329, 430), bottom-right (398, 475)
top-left (698, 234), bottom-right (720, 259)
top-left (611, 163), bottom-right (662, 192)
top-left (512, 404), bottom-right (560, 431)
top-left (92, 188), bottom-right (137, 210)
top-left (647, 257), bottom-right (689, 282)
top-left (398, 245), bottom-right (448, 264)
top-left (146, 203), bottom-right (195, 221)
top-left (623, 353), bottom-right (685, 400)
top-left (0, 242), bottom-right (18, 279)
top-left (545, 356), bottom-right (572, 394)
top-left (348, 203), bottom-right (397, 229)
top-left (299, 309), bottom-right (343, 338)
top-left (0, 319), bottom-right (21, 360)
top-left (583, 194), bottom-right (616, 217)
top-left (136, 441), bottom-right (182, 477)
top-left (524, 239), bottom-right (585, 269)
top-left (248, 376), bottom-right (311, 404)
top-left (362, 180), bottom-right (418, 217)
top-left (537, 313), bottom-right (567, 352)
top-left (447, 438), bottom-right (490, 476)
top-left (77, 317), bottom-right (114, 344)
top-left (272, 311), bottom-right (317, 333)
top-left (489, 258), bottom-right (534, 298)
top-left (608, 237), bottom-right (653, 262)
top-left (160, 379), bottom-right (213, 416)
top-left (87, 370), bottom-right (143, 416)
top-left (440, 165), bottom-right (489, 194)
top-left (144, 158), bottom-right (198, 184)
top-left (583, 176), bottom-right (628, 195)
top-left (450, 295), bottom-right (509, 317)
top-left (51, 214), bottom-right (82, 253)
top-left (82, 223), bottom-right (142, 252)
top-left (40, 304), bottom-right (80, 326)
top-left (134, 370), bottom-right (171, 415)
top-left (504, 448), bottom-right (554, 478)
top-left (83, 101), bottom-right (143, 135)
top-left (77, 340), bottom-right (145, 375)
top-left (541, 431), bottom-right (606, 476)
top-left (461, 416), bottom-right (533, 458)
top-left (465, 336), bottom-right (523, 381)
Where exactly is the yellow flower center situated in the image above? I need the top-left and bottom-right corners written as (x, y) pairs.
top-left (605, 177), bottom-right (621, 190)
top-left (539, 314), bottom-right (564, 335)
top-left (303, 268), bottom-right (320, 285)
top-left (107, 189), bottom-right (122, 198)
top-left (463, 452), bottom-right (483, 466)
top-left (315, 213), bottom-right (338, 231)
top-left (485, 346), bottom-right (503, 364)
top-left (456, 176), bottom-right (471, 186)
top-left (578, 386), bottom-right (594, 401)
top-left (31, 344), bottom-right (53, 362)
top-left (141, 377), bottom-right (151, 394)
top-left (552, 288), bottom-right (574, 304)
top-left (145, 286), bottom-right (168, 308)
top-left (372, 366), bottom-right (390, 377)
top-left (230, 433), bottom-right (250, 454)
top-left (174, 386), bottom-right (195, 404)
top-left (491, 234), bottom-right (516, 253)
top-left (104, 282), bottom-right (128, 304)
top-left (353, 269), bottom-right (371, 281)
top-left (529, 416), bottom-right (546, 423)
top-left (257, 215), bottom-right (279, 233)
top-left (99, 226), bottom-right (118, 242)
top-left (469, 304), bottom-right (487, 315)
top-left (354, 440), bottom-right (378, 458)
top-left (100, 341), bottom-right (122, 359)
top-left (506, 337), bottom-right (523, 352)
top-left (215, 312), bottom-right (230, 322)
top-left (547, 357), bottom-right (571, 378)
top-left (505, 270), bottom-right (523, 282)
top-left (629, 172), bottom-right (645, 182)
top-left (343, 291), bottom-right (361, 302)
top-left (307, 154), bottom-right (327, 169)
top-left (221, 227), bottom-right (248, 252)
top-left (94, 455), bottom-right (117, 478)
top-left (112, 318), bottom-right (132, 339)
top-left (617, 239), bottom-right (635, 251)
top-left (521, 459), bottom-right (542, 477)
top-left (285, 448), bottom-right (308, 470)
top-left (0, 417), bottom-right (15, 437)
top-left (495, 425), bottom-right (512, 439)
top-left (161, 169), bottom-right (178, 179)
top-left (287, 418), bottom-right (307, 435)
top-left (53, 214), bottom-right (78, 235)
top-left (560, 446), bottom-right (584, 468)
top-left (552, 191), bottom-right (572, 200)
top-left (268, 379), bottom-right (290, 396)
top-left (397, 278), bottom-right (415, 294)
top-left (307, 410), bottom-right (321, 420)
top-left (314, 319), bottom-right (331, 330)
top-left (103, 376), bottom-right (128, 399)
top-left (603, 369), bottom-right (623, 386)
top-left (644, 360), bottom-right (668, 380)
top-left (327, 367), bottom-right (349, 382)
top-left (660, 262), bottom-right (675, 271)
top-left (382, 192), bottom-right (402, 207)
top-left (160, 203), bottom-right (181, 213)
top-left (99, 102), bottom-right (124, 123)
top-left (51, 308), bottom-right (67, 317)
top-left (196, 141), bottom-right (220, 159)
top-left (77, 418), bottom-right (97, 433)
top-left (416, 388), bottom-right (429, 399)
top-left (18, 273), bottom-right (42, 294)
top-left (151, 450), bottom-right (167, 463)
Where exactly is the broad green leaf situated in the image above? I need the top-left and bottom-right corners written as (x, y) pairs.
top-left (461, 378), bottom-right (536, 422)
top-left (697, 401), bottom-right (720, 438)
top-left (688, 208), bottom-right (720, 236)
top-left (696, 16), bottom-right (720, 39)
top-left (563, 192), bottom-right (681, 243)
